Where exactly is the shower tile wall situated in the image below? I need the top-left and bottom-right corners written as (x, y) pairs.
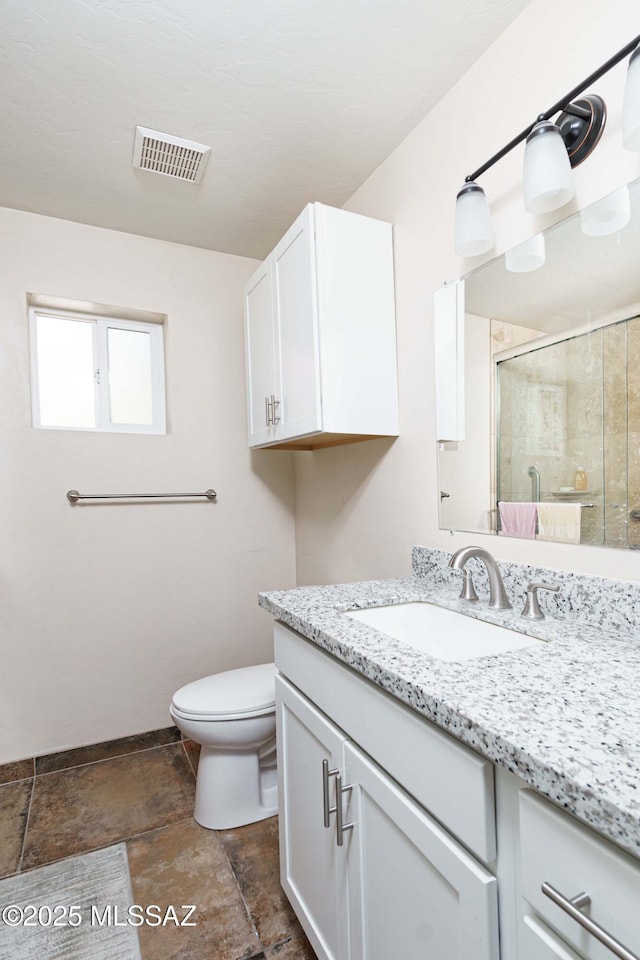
top-left (497, 314), bottom-right (640, 548)
top-left (490, 319), bottom-right (542, 509)
top-left (498, 339), bottom-right (587, 504)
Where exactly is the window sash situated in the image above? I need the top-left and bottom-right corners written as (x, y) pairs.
top-left (29, 307), bottom-right (166, 434)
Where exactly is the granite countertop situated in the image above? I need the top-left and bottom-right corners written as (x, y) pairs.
top-left (259, 574), bottom-right (640, 859)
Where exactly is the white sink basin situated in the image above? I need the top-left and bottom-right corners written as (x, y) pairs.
top-left (344, 601), bottom-right (544, 662)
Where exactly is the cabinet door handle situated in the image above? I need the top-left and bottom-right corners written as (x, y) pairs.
top-left (265, 396), bottom-right (272, 426)
top-left (271, 394), bottom-right (281, 425)
top-left (322, 759), bottom-right (338, 828)
top-left (335, 774), bottom-right (353, 847)
top-left (541, 882), bottom-right (639, 960)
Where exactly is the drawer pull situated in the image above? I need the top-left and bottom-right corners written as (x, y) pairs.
top-left (542, 882), bottom-right (639, 960)
top-left (335, 774), bottom-right (353, 847)
top-left (322, 759), bottom-right (338, 828)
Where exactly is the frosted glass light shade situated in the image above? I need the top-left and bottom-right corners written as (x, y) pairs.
top-left (622, 46), bottom-right (640, 151)
top-left (580, 185), bottom-right (631, 236)
top-left (523, 121), bottom-right (574, 214)
top-left (505, 233), bottom-right (545, 273)
top-left (454, 182), bottom-right (494, 257)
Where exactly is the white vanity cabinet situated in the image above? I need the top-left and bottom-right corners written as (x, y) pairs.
top-left (275, 622), bottom-right (499, 960)
top-left (243, 202), bottom-right (399, 450)
top-left (270, 597), bottom-right (640, 960)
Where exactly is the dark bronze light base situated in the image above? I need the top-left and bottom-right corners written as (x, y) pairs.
top-left (556, 94), bottom-right (607, 167)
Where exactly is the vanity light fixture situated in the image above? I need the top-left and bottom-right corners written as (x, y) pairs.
top-left (454, 182), bottom-right (493, 256)
top-left (522, 120), bottom-right (576, 214)
top-left (623, 45), bottom-right (640, 149)
top-left (455, 34), bottom-right (640, 258)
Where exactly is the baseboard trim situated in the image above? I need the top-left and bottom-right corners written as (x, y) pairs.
top-left (0, 726), bottom-right (182, 783)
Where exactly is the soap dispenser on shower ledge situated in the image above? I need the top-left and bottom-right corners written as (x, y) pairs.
top-left (574, 467), bottom-right (587, 492)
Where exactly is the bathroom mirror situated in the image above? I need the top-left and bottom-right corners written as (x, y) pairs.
top-left (437, 175), bottom-right (640, 549)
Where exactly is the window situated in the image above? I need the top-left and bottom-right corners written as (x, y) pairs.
top-left (29, 307), bottom-right (166, 434)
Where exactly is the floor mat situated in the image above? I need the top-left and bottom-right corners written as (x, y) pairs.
top-left (0, 843), bottom-right (141, 959)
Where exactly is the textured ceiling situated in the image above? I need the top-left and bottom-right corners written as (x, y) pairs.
top-left (0, 0), bottom-right (531, 258)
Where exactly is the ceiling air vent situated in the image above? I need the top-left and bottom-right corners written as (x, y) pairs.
top-left (133, 126), bottom-right (211, 184)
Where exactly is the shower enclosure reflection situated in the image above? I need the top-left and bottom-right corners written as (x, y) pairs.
top-left (496, 315), bottom-right (640, 548)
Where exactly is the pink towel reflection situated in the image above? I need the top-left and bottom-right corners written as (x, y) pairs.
top-left (498, 501), bottom-right (537, 539)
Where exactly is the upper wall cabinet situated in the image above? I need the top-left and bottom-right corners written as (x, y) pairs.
top-left (243, 203), bottom-right (399, 450)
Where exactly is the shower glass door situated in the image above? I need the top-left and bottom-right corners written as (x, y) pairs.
top-left (496, 314), bottom-right (640, 548)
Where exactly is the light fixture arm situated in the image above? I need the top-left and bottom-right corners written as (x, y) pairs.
top-left (465, 34), bottom-right (640, 183)
top-left (559, 102), bottom-right (591, 121)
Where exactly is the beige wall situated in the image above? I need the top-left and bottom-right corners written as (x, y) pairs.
top-left (294, 0), bottom-right (640, 585)
top-left (0, 208), bottom-right (296, 763)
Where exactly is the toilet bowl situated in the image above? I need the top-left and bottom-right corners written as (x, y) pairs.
top-left (170, 662), bottom-right (277, 830)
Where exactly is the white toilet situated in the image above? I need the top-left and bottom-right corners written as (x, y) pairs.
top-left (170, 662), bottom-right (277, 830)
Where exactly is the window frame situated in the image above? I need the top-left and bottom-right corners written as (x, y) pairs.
top-left (29, 306), bottom-right (166, 435)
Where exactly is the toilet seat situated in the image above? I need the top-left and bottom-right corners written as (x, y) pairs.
top-left (171, 662), bottom-right (275, 720)
top-left (171, 703), bottom-right (274, 722)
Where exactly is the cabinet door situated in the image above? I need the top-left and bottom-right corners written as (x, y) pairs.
top-left (244, 260), bottom-right (277, 447)
top-left (272, 204), bottom-right (322, 441)
top-left (344, 742), bottom-right (499, 960)
top-left (276, 675), bottom-right (349, 960)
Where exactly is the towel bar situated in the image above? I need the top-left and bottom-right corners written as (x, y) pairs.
top-left (67, 489), bottom-right (217, 503)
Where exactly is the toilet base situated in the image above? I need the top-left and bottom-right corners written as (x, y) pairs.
top-left (194, 744), bottom-right (278, 830)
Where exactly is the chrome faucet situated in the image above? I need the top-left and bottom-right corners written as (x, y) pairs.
top-left (448, 546), bottom-right (512, 610)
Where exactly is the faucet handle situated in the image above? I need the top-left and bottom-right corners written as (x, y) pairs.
top-left (521, 581), bottom-right (560, 620)
top-left (458, 569), bottom-right (479, 603)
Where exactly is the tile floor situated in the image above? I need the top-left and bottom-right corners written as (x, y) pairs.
top-left (0, 731), bottom-right (317, 959)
